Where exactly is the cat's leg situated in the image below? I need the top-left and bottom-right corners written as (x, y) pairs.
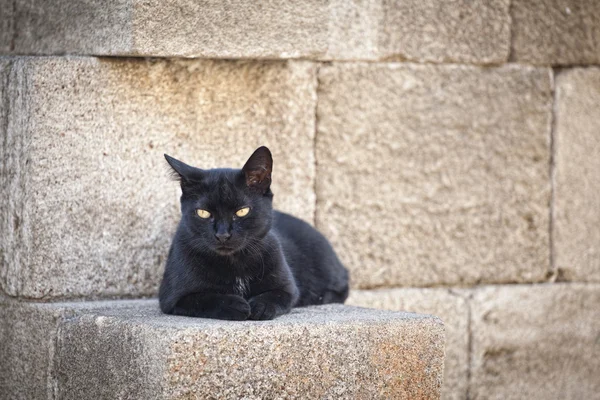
top-left (248, 288), bottom-right (297, 320)
top-left (172, 293), bottom-right (251, 320)
top-left (321, 283), bottom-right (350, 304)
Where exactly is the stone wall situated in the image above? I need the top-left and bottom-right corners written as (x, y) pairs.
top-left (1, 1), bottom-right (599, 399)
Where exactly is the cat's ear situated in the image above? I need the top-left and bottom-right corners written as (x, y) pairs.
top-left (164, 154), bottom-right (202, 188)
top-left (242, 146), bottom-right (272, 193)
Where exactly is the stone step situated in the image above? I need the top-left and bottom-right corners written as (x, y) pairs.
top-left (0, 299), bottom-right (445, 399)
top-left (1, 0), bottom-right (510, 63)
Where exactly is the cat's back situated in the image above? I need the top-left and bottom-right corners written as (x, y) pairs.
top-left (272, 210), bottom-right (332, 254)
top-left (273, 210), bottom-right (318, 241)
top-left (272, 210), bottom-right (349, 306)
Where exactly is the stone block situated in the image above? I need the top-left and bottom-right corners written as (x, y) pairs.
top-left (511, 0), bottom-right (600, 65)
top-left (376, 0), bottom-right (510, 64)
top-left (0, 57), bottom-right (317, 299)
top-left (324, 0), bottom-right (382, 60)
top-left (553, 68), bottom-right (600, 282)
top-left (1, 299), bottom-right (446, 399)
top-left (132, 0), bottom-right (328, 59)
top-left (0, 298), bottom-right (143, 399)
top-left (5, 0), bottom-right (328, 58)
top-left (316, 63), bottom-right (553, 288)
top-left (7, 0), bottom-right (133, 55)
top-left (470, 284), bottom-right (600, 399)
top-left (348, 288), bottom-right (468, 400)
top-left (0, 0), bottom-right (15, 53)
top-left (4, 0), bottom-right (509, 63)
top-left (0, 299), bottom-right (65, 399)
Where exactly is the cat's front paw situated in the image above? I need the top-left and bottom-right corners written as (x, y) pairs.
top-left (248, 297), bottom-right (278, 320)
top-left (217, 296), bottom-right (251, 321)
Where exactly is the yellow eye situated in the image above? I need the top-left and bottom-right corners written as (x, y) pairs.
top-left (196, 209), bottom-right (211, 219)
top-left (235, 207), bottom-right (250, 218)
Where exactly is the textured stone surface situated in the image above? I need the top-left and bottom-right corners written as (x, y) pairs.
top-left (5, 0), bottom-right (328, 58)
top-left (324, 0), bottom-right (381, 60)
top-left (7, 0), bottom-right (133, 55)
top-left (1, 299), bottom-right (446, 399)
top-left (0, 298), bottom-right (64, 399)
top-left (511, 0), bottom-right (600, 65)
top-left (3, 0), bottom-right (508, 63)
top-left (376, 0), bottom-right (510, 64)
top-left (0, 298), bottom-right (143, 399)
top-left (0, 0), bottom-right (15, 53)
top-left (0, 57), bottom-right (317, 300)
top-left (348, 288), bottom-right (468, 400)
top-left (132, 0), bottom-right (328, 58)
top-left (470, 284), bottom-right (600, 400)
top-left (316, 63), bottom-right (553, 289)
top-left (554, 68), bottom-right (600, 283)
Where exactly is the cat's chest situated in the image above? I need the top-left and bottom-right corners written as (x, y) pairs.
top-left (232, 276), bottom-right (250, 297)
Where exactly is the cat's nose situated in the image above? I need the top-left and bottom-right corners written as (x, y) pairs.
top-left (215, 232), bottom-right (231, 243)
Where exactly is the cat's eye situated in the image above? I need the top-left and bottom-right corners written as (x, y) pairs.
top-left (235, 207), bottom-right (250, 218)
top-left (196, 209), bottom-right (211, 219)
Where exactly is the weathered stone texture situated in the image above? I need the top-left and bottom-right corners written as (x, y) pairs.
top-left (0, 57), bottom-right (317, 300)
top-left (5, 0), bottom-right (328, 58)
top-left (3, 0), bottom-right (509, 63)
top-left (554, 68), bottom-right (600, 282)
top-left (0, 298), bottom-right (145, 399)
top-left (1, 300), bottom-right (446, 399)
top-left (511, 0), bottom-right (600, 65)
top-left (324, 0), bottom-right (382, 60)
top-left (8, 0), bottom-right (133, 55)
top-left (376, 0), bottom-right (510, 64)
top-left (133, 0), bottom-right (328, 58)
top-left (348, 288), bottom-right (468, 400)
top-left (0, 300), bottom-right (63, 399)
top-left (470, 284), bottom-right (600, 400)
top-left (0, 0), bottom-right (15, 53)
top-left (316, 63), bottom-right (552, 289)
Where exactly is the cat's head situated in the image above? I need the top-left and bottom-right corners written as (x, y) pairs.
top-left (165, 146), bottom-right (274, 256)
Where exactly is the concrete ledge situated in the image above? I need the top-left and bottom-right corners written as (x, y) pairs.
top-left (348, 288), bottom-right (468, 400)
top-left (0, 299), bottom-right (445, 399)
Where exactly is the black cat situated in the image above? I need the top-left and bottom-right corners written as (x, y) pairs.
top-left (159, 146), bottom-right (349, 320)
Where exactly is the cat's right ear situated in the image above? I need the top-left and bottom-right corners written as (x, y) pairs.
top-left (164, 154), bottom-right (201, 188)
top-left (242, 146), bottom-right (272, 193)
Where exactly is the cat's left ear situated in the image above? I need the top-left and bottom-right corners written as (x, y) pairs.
top-left (242, 146), bottom-right (272, 193)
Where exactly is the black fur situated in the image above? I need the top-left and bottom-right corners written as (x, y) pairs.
top-left (159, 146), bottom-right (349, 320)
